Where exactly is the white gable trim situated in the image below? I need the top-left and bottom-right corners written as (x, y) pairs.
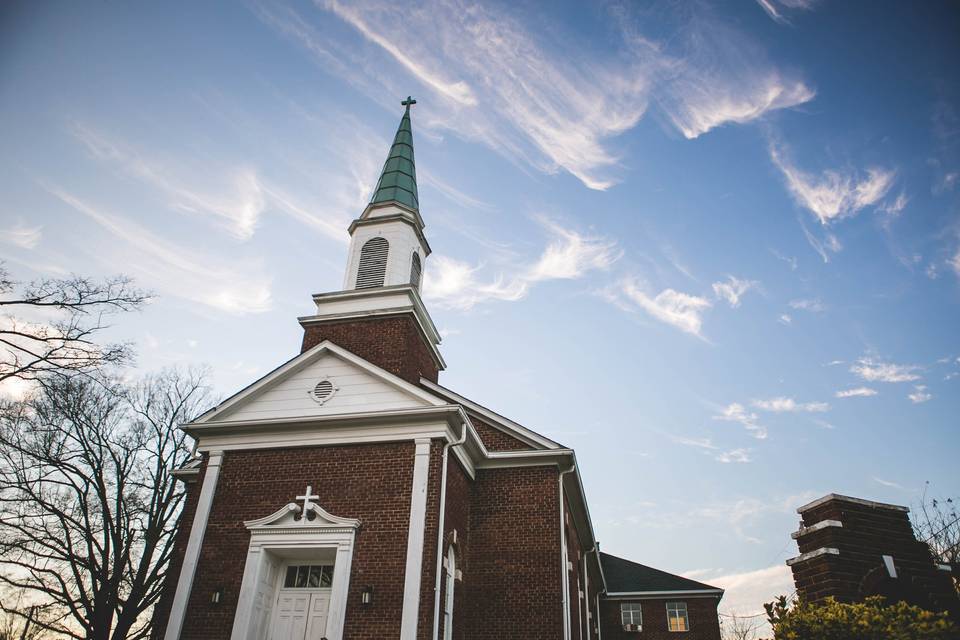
top-left (192, 340), bottom-right (446, 425)
top-left (419, 379), bottom-right (561, 450)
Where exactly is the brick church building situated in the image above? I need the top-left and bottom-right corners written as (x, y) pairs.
top-left (152, 99), bottom-right (723, 640)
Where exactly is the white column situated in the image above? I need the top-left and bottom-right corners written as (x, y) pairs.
top-left (164, 450), bottom-right (224, 640)
top-left (399, 438), bottom-right (432, 639)
top-left (326, 541), bottom-right (356, 640)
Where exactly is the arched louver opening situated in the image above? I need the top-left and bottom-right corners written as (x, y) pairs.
top-left (410, 252), bottom-right (422, 290)
top-left (356, 237), bottom-right (389, 288)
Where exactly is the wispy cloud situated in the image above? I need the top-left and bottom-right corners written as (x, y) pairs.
top-left (713, 402), bottom-right (767, 439)
top-left (751, 397), bottom-right (829, 413)
top-left (256, 0), bottom-right (814, 190)
top-left (0, 222), bottom-right (42, 249)
top-left (45, 187), bottom-right (272, 315)
top-left (908, 385), bottom-right (933, 404)
top-left (423, 217), bottom-right (618, 310)
top-left (778, 313), bottom-right (792, 325)
top-left (712, 275), bottom-right (758, 308)
top-left (714, 564), bottom-right (794, 618)
top-left (851, 357), bottom-right (921, 383)
top-left (788, 298), bottom-right (824, 312)
top-left (872, 476), bottom-right (904, 489)
top-left (770, 143), bottom-right (895, 225)
top-left (754, 0), bottom-right (818, 24)
top-left (616, 280), bottom-right (713, 338)
top-left (72, 123), bottom-right (266, 240)
top-left (799, 218), bottom-right (842, 262)
top-left (835, 386), bottom-right (878, 398)
top-left (671, 436), bottom-right (751, 463)
top-left (322, 0), bottom-right (477, 106)
top-left (716, 448), bottom-right (752, 463)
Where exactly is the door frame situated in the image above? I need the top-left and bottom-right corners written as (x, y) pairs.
top-left (231, 502), bottom-right (360, 640)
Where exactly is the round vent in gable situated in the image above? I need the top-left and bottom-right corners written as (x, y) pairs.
top-left (308, 378), bottom-right (338, 405)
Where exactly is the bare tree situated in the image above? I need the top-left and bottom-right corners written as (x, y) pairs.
top-left (0, 589), bottom-right (58, 640)
top-left (0, 263), bottom-right (148, 384)
top-left (721, 613), bottom-right (759, 640)
top-left (913, 482), bottom-right (959, 589)
top-left (0, 368), bottom-right (210, 639)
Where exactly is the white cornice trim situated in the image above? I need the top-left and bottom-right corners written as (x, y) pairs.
top-left (419, 378), bottom-right (561, 450)
top-left (189, 340), bottom-right (446, 425)
top-left (476, 449), bottom-right (574, 469)
top-left (786, 547), bottom-right (840, 566)
top-left (604, 589), bottom-right (724, 598)
top-left (307, 285), bottom-right (441, 342)
top-left (792, 519), bottom-right (843, 539)
top-left (797, 494), bottom-right (909, 514)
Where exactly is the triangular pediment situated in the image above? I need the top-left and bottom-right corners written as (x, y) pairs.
top-left (192, 341), bottom-right (445, 425)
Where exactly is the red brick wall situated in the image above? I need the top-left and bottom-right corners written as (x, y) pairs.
top-left (790, 497), bottom-right (959, 615)
top-left (600, 597), bottom-right (721, 640)
top-left (301, 314), bottom-right (439, 384)
top-left (461, 466), bottom-right (562, 639)
top-left (439, 455), bottom-right (473, 640)
top-left (168, 442), bottom-right (421, 640)
top-left (564, 500), bottom-right (585, 640)
top-left (151, 457), bottom-right (206, 639)
top-left (472, 418), bottom-right (533, 452)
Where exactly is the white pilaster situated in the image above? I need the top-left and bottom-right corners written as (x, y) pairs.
top-left (399, 438), bottom-right (432, 639)
top-left (164, 450), bottom-right (224, 640)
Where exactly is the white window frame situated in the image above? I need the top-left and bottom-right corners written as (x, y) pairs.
top-left (442, 546), bottom-right (457, 640)
top-left (666, 601), bottom-right (689, 632)
top-left (621, 602), bottom-right (642, 628)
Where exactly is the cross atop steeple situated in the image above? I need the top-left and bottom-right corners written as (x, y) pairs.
top-left (401, 95), bottom-right (417, 109)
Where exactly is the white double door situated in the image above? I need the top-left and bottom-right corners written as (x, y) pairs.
top-left (271, 588), bottom-right (331, 640)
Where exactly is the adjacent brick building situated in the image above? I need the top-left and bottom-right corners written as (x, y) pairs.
top-left (599, 553), bottom-right (723, 640)
top-left (153, 99), bottom-right (717, 640)
top-left (787, 493), bottom-right (959, 616)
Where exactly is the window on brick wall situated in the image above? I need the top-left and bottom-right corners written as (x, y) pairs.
top-left (282, 564), bottom-right (334, 588)
top-left (666, 602), bottom-right (689, 632)
top-left (443, 546), bottom-right (457, 640)
top-left (621, 602), bottom-right (642, 629)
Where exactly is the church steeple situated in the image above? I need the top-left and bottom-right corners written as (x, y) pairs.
top-left (341, 97), bottom-right (430, 292)
top-left (369, 96), bottom-right (419, 212)
top-left (301, 97), bottom-right (444, 381)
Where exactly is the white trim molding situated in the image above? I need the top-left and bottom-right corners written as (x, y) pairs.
top-left (400, 438), bottom-right (432, 640)
top-left (786, 547), bottom-right (840, 566)
top-left (797, 494), bottom-right (909, 514)
top-left (792, 519), bottom-right (843, 539)
top-left (604, 589), bottom-right (724, 599)
top-left (164, 450), bottom-right (224, 640)
top-left (230, 497), bottom-right (361, 640)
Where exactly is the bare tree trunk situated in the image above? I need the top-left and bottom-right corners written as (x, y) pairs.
top-left (0, 369), bottom-right (210, 639)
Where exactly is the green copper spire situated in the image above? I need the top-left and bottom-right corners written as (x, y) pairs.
top-left (370, 96), bottom-right (419, 212)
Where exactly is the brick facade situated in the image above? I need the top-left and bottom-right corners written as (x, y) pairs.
top-left (471, 418), bottom-right (533, 452)
top-left (789, 494), bottom-right (959, 616)
top-left (599, 597), bottom-right (721, 640)
top-left (461, 466), bottom-right (563, 639)
top-left (300, 314), bottom-right (439, 384)
top-left (159, 442), bottom-right (428, 640)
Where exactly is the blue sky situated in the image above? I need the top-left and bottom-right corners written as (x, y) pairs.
top-left (2, 0), bottom-right (958, 619)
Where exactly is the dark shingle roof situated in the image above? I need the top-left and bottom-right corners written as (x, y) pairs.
top-left (600, 552), bottom-right (723, 594)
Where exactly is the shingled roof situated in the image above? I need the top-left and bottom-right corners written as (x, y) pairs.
top-left (600, 552), bottom-right (724, 595)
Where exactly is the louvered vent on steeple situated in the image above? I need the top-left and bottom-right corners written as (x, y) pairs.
top-left (356, 237), bottom-right (389, 288)
top-left (410, 252), bottom-right (422, 289)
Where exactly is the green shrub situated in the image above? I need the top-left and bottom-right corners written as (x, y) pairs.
top-left (764, 595), bottom-right (958, 640)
